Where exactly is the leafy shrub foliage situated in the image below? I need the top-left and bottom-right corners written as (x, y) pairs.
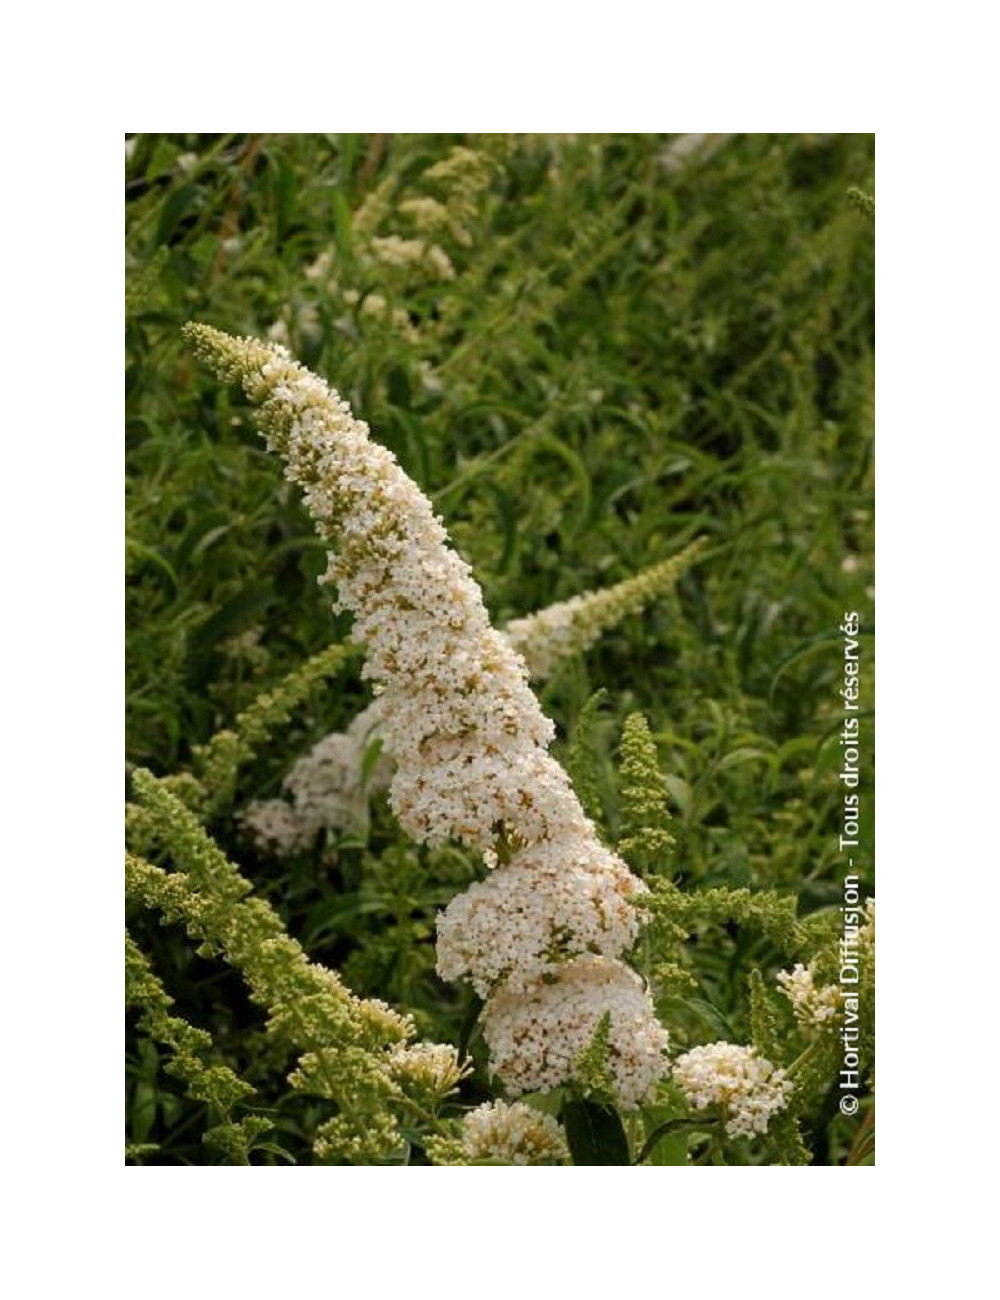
top-left (126, 134), bottom-right (874, 1165)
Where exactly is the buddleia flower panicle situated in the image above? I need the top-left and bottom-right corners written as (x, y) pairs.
top-left (617, 710), bottom-right (675, 871)
top-left (422, 145), bottom-right (495, 211)
top-left (672, 1042), bottom-right (792, 1140)
top-left (237, 797), bottom-right (305, 858)
top-left (459, 1100), bottom-right (568, 1165)
top-left (125, 773), bottom-right (415, 1055)
top-left (398, 195), bottom-right (473, 248)
top-left (427, 1100), bottom-right (568, 1166)
top-left (125, 930), bottom-right (269, 1163)
top-left (504, 539), bottom-right (707, 680)
top-left (125, 767), bottom-right (474, 1163)
top-left (384, 1041), bottom-right (470, 1104)
top-left (183, 325), bottom-right (666, 1106)
top-left (776, 963), bottom-right (843, 1029)
top-left (369, 235), bottom-right (455, 281)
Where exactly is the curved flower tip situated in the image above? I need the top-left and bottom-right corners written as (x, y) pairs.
top-left (182, 322), bottom-right (278, 386)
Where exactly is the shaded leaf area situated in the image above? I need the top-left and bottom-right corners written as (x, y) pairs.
top-left (563, 1101), bottom-right (631, 1166)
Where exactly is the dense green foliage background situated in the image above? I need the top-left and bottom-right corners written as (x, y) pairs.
top-left (125, 133), bottom-right (874, 1164)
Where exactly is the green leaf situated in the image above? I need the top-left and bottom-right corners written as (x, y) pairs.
top-left (269, 152), bottom-right (297, 244)
top-left (562, 1099), bottom-right (630, 1166)
top-left (130, 1078), bottom-right (158, 1144)
top-left (662, 774), bottom-right (693, 819)
top-left (646, 1132), bottom-right (689, 1165)
top-left (191, 587), bottom-right (275, 651)
top-left (520, 1089), bottom-right (564, 1118)
top-left (664, 995), bottom-right (736, 1040)
top-left (716, 746), bottom-right (775, 773)
top-left (125, 538), bottom-right (179, 594)
top-left (331, 190), bottom-right (354, 256)
top-left (252, 1142), bottom-right (298, 1165)
top-left (522, 432), bottom-right (593, 536)
top-left (480, 480), bottom-right (520, 574)
top-left (566, 689), bottom-right (609, 824)
top-left (637, 1099), bottom-right (690, 1165)
top-left (156, 184), bottom-right (200, 245)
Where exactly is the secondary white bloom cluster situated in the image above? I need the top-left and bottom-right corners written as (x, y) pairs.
top-left (243, 699), bottom-right (388, 848)
top-left (776, 963), bottom-right (843, 1029)
top-left (482, 957), bottom-right (670, 1108)
top-left (185, 325), bottom-right (666, 1106)
top-left (358, 292), bottom-right (419, 341)
top-left (504, 540), bottom-right (707, 679)
top-left (370, 235), bottom-right (455, 281)
top-left (460, 1100), bottom-right (568, 1165)
top-left (398, 196), bottom-right (473, 247)
top-left (243, 547), bottom-right (705, 851)
top-left (239, 796), bottom-right (304, 857)
top-left (422, 146), bottom-right (494, 208)
top-left (295, 145), bottom-right (495, 353)
top-left (672, 1043), bottom-right (792, 1139)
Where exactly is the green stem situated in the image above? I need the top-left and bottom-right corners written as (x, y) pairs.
top-left (786, 1038), bottom-right (822, 1078)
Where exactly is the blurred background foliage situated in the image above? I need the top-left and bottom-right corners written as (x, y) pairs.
top-left (126, 133), bottom-right (874, 1163)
